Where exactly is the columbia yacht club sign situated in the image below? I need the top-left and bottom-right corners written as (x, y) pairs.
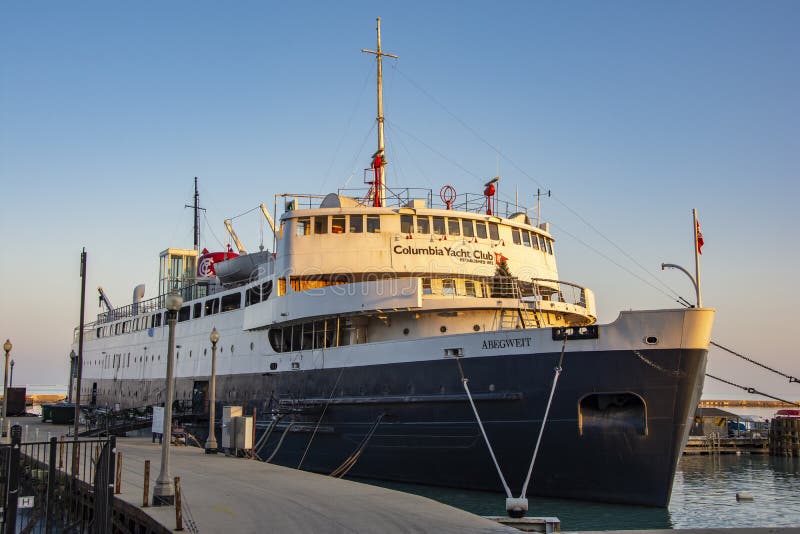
top-left (392, 244), bottom-right (497, 265)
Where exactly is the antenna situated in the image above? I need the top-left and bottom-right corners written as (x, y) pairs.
top-left (184, 177), bottom-right (206, 251)
top-left (362, 18), bottom-right (397, 207)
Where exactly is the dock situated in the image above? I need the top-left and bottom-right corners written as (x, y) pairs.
top-left (8, 416), bottom-right (517, 533)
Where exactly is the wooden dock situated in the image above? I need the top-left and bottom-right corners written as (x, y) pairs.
top-left (684, 435), bottom-right (769, 455)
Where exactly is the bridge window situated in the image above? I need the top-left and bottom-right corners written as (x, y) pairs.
top-left (422, 278), bottom-right (432, 295)
top-left (489, 222), bottom-right (499, 240)
top-left (433, 217), bottom-right (445, 235)
top-left (400, 215), bottom-right (414, 234)
top-left (512, 228), bottom-right (522, 245)
top-left (178, 306), bottom-right (190, 322)
top-left (462, 219), bottom-right (474, 237)
top-left (349, 215), bottom-right (363, 233)
top-left (221, 293), bottom-right (242, 312)
top-left (531, 233), bottom-right (540, 250)
top-left (447, 218), bottom-right (461, 236)
top-left (314, 216), bottom-right (328, 234)
top-left (296, 217), bottom-right (311, 236)
top-left (367, 215), bottom-right (381, 233)
top-left (465, 280), bottom-right (477, 297)
top-left (522, 231), bottom-right (531, 247)
top-left (579, 393), bottom-right (647, 436)
top-left (154, 313), bottom-right (162, 327)
top-left (332, 216), bottom-right (346, 234)
top-left (545, 239), bottom-right (553, 254)
top-left (475, 221), bottom-right (488, 239)
top-left (193, 302), bottom-right (202, 319)
top-left (417, 216), bottom-right (430, 234)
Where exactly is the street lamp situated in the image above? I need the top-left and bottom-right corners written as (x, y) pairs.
top-left (2, 339), bottom-right (11, 433)
top-left (661, 263), bottom-right (700, 307)
top-left (204, 327), bottom-right (220, 454)
top-left (9, 360), bottom-right (14, 387)
top-left (153, 291), bottom-right (182, 506)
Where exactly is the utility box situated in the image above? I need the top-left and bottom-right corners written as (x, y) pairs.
top-left (221, 406), bottom-right (242, 448)
top-left (232, 416), bottom-right (254, 450)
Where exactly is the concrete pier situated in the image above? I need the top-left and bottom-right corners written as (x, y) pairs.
top-left (10, 416), bottom-right (515, 533)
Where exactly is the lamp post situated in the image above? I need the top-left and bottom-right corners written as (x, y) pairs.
top-left (9, 360), bottom-right (14, 387)
top-left (153, 291), bottom-right (182, 506)
top-left (205, 327), bottom-right (220, 454)
top-left (68, 350), bottom-right (77, 403)
top-left (2, 339), bottom-right (11, 434)
top-left (661, 263), bottom-right (700, 307)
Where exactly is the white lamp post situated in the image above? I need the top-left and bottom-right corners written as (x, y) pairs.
top-left (205, 327), bottom-right (220, 454)
top-left (2, 339), bottom-right (11, 433)
top-left (153, 291), bottom-right (182, 506)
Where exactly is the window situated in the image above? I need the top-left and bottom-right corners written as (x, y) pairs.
top-left (261, 281), bottom-right (273, 300)
top-left (314, 216), bottom-right (328, 234)
top-left (531, 232), bottom-right (540, 250)
top-left (489, 222), bottom-right (499, 240)
top-left (193, 302), bottom-right (202, 319)
top-left (462, 219), bottom-right (474, 237)
top-left (296, 217), bottom-right (311, 236)
top-left (246, 285), bottom-right (260, 306)
top-left (178, 306), bottom-right (190, 322)
top-left (204, 298), bottom-right (220, 316)
top-left (422, 278), bottom-right (432, 295)
top-left (154, 313), bottom-right (162, 328)
top-left (522, 231), bottom-right (531, 247)
top-left (417, 216), bottom-right (430, 234)
top-left (221, 293), bottom-right (242, 312)
top-left (512, 228), bottom-right (522, 245)
top-left (432, 217), bottom-right (445, 235)
top-left (475, 221), bottom-right (488, 239)
top-left (465, 280), bottom-right (477, 297)
top-left (331, 216), bottom-right (346, 234)
top-left (400, 215), bottom-right (414, 234)
top-left (545, 239), bottom-right (553, 255)
top-left (279, 221), bottom-right (285, 240)
top-left (442, 279), bottom-right (456, 295)
top-left (349, 215), bottom-right (363, 233)
top-left (447, 218), bottom-right (461, 236)
top-left (366, 215), bottom-right (381, 233)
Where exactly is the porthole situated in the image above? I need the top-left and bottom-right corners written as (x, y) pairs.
top-left (250, 342), bottom-right (254, 351)
top-left (440, 325), bottom-right (447, 333)
top-left (270, 362), bottom-right (277, 370)
top-left (220, 347), bottom-right (223, 353)
top-left (473, 324), bottom-right (480, 332)
top-left (204, 348), bottom-right (207, 356)
top-left (230, 345), bottom-right (234, 354)
top-left (189, 350), bottom-right (192, 358)
top-left (403, 328), bottom-right (410, 335)
top-left (644, 336), bottom-right (658, 345)
top-left (489, 384), bottom-right (496, 392)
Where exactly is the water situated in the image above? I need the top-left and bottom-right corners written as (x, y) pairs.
top-left (360, 454), bottom-right (800, 530)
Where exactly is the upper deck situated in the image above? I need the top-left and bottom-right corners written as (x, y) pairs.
top-left (275, 187), bottom-right (559, 282)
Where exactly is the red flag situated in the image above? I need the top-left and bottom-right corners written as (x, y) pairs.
top-left (696, 220), bottom-right (704, 254)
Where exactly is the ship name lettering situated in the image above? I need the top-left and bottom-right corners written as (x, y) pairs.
top-left (481, 337), bottom-right (531, 350)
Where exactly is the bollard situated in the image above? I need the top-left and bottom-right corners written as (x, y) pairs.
top-left (115, 451), bottom-right (122, 494)
top-left (143, 460), bottom-right (150, 507)
top-left (175, 476), bottom-right (184, 531)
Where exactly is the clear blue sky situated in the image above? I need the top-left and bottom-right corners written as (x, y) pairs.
top-left (1, 1), bottom-right (798, 398)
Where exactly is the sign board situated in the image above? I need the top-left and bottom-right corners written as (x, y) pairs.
top-left (18, 496), bottom-right (34, 508)
top-left (152, 406), bottom-right (164, 433)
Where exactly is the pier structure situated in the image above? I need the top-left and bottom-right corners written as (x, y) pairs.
top-left (769, 417), bottom-right (800, 456)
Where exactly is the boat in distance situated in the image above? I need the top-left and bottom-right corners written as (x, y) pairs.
top-left (69, 20), bottom-right (714, 507)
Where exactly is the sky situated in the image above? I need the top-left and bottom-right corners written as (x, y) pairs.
top-left (1, 1), bottom-right (798, 399)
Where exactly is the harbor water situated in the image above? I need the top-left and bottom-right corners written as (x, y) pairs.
top-left (361, 454), bottom-right (800, 530)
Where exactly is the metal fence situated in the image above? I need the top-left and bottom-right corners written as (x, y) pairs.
top-left (1, 426), bottom-right (114, 534)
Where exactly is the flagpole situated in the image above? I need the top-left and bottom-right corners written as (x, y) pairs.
top-left (692, 208), bottom-right (702, 308)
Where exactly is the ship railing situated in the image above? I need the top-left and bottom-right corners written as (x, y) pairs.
top-left (423, 275), bottom-right (588, 308)
top-left (332, 187), bottom-right (536, 220)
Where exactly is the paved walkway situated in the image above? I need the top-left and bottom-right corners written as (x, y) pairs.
top-left (12, 416), bottom-right (513, 533)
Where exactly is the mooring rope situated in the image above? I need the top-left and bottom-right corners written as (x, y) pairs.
top-left (329, 413), bottom-right (385, 478)
top-left (455, 357), bottom-right (513, 499)
top-left (266, 422), bottom-right (294, 463)
top-left (705, 374), bottom-right (800, 406)
top-left (298, 366), bottom-right (346, 469)
top-left (518, 337), bottom-right (566, 499)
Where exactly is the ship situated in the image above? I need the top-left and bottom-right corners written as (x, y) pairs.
top-left (69, 19), bottom-right (714, 507)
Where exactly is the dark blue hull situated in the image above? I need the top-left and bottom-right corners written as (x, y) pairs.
top-left (102, 347), bottom-right (707, 506)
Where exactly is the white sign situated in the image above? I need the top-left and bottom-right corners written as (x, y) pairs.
top-left (18, 496), bottom-right (34, 509)
top-left (152, 406), bottom-right (164, 434)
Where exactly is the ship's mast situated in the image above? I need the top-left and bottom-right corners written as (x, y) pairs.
top-left (362, 18), bottom-right (397, 207)
top-left (185, 177), bottom-right (204, 251)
